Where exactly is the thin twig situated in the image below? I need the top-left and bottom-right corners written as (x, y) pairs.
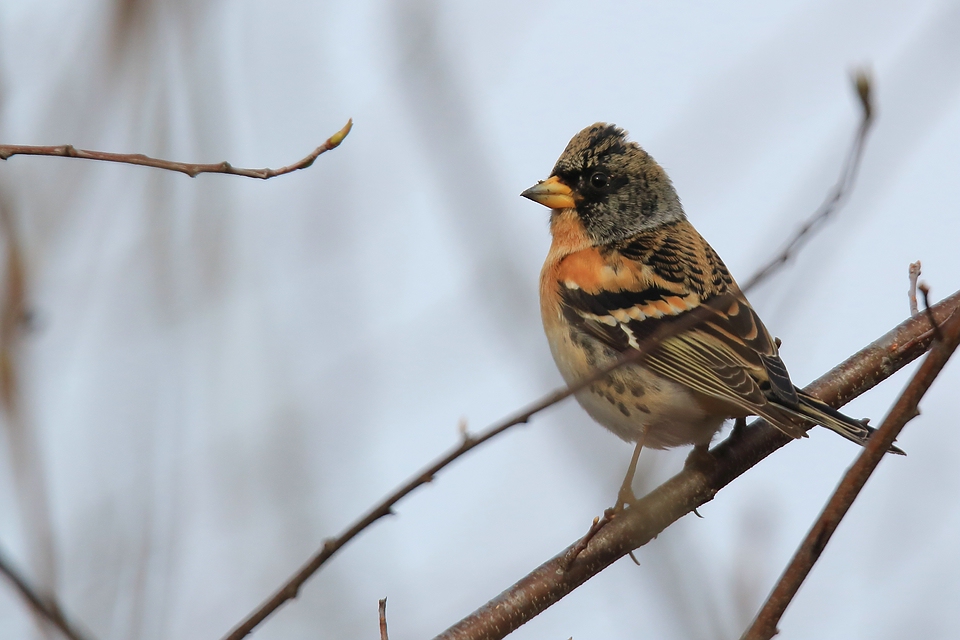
top-left (431, 289), bottom-right (960, 640)
top-left (220, 298), bottom-right (732, 640)
top-left (0, 546), bottom-right (93, 640)
top-left (741, 70), bottom-right (874, 293)
top-left (741, 296), bottom-right (960, 640)
top-left (379, 598), bottom-right (389, 640)
top-left (0, 120), bottom-right (352, 179)
top-left (908, 261), bottom-right (922, 316)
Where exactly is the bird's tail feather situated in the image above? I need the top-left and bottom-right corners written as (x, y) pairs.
top-left (795, 390), bottom-right (905, 455)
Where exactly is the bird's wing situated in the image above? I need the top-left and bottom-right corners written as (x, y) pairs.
top-left (556, 229), bottom-right (805, 436)
top-left (562, 284), bottom-right (793, 397)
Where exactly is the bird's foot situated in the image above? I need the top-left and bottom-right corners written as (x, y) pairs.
top-left (607, 483), bottom-right (639, 517)
top-left (684, 443), bottom-right (717, 474)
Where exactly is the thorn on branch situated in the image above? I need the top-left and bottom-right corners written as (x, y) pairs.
top-left (908, 261), bottom-right (922, 316)
top-left (919, 283), bottom-right (942, 341)
top-left (562, 517), bottom-right (603, 572)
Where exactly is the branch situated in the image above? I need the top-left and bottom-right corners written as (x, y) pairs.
top-left (220, 299), bottom-right (730, 640)
top-left (379, 598), bottom-right (390, 640)
top-left (432, 288), bottom-right (960, 640)
top-left (0, 120), bottom-right (352, 179)
top-left (741, 71), bottom-right (874, 293)
top-left (741, 294), bottom-right (960, 639)
top-left (0, 546), bottom-right (93, 640)
top-left (908, 261), bottom-right (922, 315)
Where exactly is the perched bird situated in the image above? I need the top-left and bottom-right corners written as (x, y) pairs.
top-left (522, 123), bottom-right (898, 496)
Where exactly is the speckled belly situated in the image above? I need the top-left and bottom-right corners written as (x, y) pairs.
top-left (547, 325), bottom-right (728, 449)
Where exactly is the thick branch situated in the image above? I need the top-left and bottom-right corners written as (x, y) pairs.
top-left (433, 289), bottom-right (960, 640)
top-left (0, 120), bottom-right (352, 179)
top-left (742, 300), bottom-right (960, 640)
top-left (0, 546), bottom-right (92, 640)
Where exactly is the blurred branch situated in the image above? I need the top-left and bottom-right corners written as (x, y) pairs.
top-left (741, 70), bottom-right (874, 293)
top-left (742, 293), bottom-right (960, 640)
top-left (0, 198), bottom-right (60, 636)
top-left (0, 199), bottom-right (27, 411)
top-left (0, 119), bottom-right (352, 179)
top-left (0, 546), bottom-right (93, 640)
top-left (220, 299), bottom-right (730, 640)
top-left (432, 289), bottom-right (960, 640)
top-left (908, 261), bottom-right (922, 315)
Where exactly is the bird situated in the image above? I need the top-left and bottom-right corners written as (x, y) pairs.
top-left (521, 123), bottom-right (900, 504)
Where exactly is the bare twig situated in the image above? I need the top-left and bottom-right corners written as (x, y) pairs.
top-left (379, 598), bottom-right (389, 640)
top-left (0, 120), bottom-right (352, 179)
top-left (742, 296), bottom-right (960, 640)
top-left (741, 70), bottom-right (874, 293)
top-left (0, 546), bottom-right (93, 640)
top-left (908, 261), bottom-right (922, 315)
top-left (220, 298), bottom-right (731, 640)
top-left (432, 289), bottom-right (960, 640)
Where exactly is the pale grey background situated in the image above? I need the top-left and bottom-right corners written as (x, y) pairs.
top-left (0, 1), bottom-right (958, 639)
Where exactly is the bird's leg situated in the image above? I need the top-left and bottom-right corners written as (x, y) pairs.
top-left (612, 431), bottom-right (646, 514)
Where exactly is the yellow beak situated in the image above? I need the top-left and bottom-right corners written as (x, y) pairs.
top-left (520, 175), bottom-right (576, 209)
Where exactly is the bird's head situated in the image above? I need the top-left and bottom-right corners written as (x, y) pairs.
top-left (521, 123), bottom-right (685, 244)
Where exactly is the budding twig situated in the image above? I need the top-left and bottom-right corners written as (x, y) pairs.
top-left (0, 120), bottom-right (352, 179)
top-left (908, 261), bottom-right (922, 316)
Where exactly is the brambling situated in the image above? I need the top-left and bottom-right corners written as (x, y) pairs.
top-left (522, 123), bottom-right (899, 487)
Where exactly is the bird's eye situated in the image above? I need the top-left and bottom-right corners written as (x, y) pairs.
top-left (589, 172), bottom-right (609, 189)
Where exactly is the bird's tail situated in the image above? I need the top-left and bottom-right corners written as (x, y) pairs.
top-left (795, 390), bottom-right (905, 455)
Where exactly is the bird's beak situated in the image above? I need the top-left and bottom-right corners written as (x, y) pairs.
top-left (521, 175), bottom-right (575, 209)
